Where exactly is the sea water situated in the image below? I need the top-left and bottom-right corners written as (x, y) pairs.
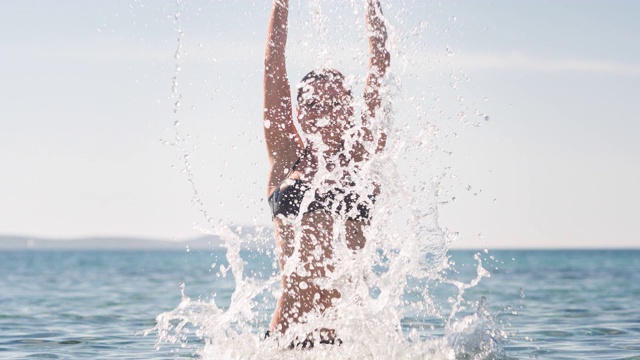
top-left (1, 249), bottom-right (639, 359)
top-left (5, 1), bottom-right (636, 359)
top-left (137, 1), bottom-right (640, 358)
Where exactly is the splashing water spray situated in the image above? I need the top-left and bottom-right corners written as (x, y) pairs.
top-left (150, 1), bottom-right (507, 358)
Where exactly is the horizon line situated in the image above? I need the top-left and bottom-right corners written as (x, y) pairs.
top-left (1, 234), bottom-right (637, 252)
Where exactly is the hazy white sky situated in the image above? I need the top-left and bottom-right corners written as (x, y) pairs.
top-left (1, 0), bottom-right (638, 248)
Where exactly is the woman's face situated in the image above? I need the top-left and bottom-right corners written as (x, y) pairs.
top-left (297, 79), bottom-right (353, 147)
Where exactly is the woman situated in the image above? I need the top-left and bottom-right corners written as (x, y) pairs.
top-left (262, 0), bottom-right (389, 346)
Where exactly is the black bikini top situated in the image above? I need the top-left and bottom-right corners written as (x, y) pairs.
top-left (267, 152), bottom-right (373, 221)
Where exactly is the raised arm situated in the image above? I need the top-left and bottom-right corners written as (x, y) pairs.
top-left (345, 1), bottom-right (390, 249)
top-left (263, 0), bottom-right (303, 195)
top-left (363, 0), bottom-right (390, 153)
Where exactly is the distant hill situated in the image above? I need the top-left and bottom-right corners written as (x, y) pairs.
top-left (0, 235), bottom-right (219, 250)
top-left (0, 227), bottom-right (274, 250)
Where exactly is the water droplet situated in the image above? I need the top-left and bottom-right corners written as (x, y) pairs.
top-left (446, 46), bottom-right (454, 57)
top-left (263, 120), bottom-right (271, 129)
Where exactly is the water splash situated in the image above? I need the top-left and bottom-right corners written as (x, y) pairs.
top-left (151, 1), bottom-right (507, 359)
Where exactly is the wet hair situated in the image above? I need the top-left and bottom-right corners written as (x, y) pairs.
top-left (296, 68), bottom-right (351, 104)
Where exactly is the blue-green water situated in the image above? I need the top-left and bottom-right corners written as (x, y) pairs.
top-left (1, 249), bottom-right (639, 359)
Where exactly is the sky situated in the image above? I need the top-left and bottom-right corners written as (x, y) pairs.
top-left (1, 0), bottom-right (639, 249)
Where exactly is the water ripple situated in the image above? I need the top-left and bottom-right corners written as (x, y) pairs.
top-left (2, 250), bottom-right (639, 359)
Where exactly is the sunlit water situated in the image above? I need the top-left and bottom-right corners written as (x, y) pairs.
top-left (156, 1), bottom-right (487, 357)
top-left (2, 249), bottom-right (639, 359)
top-left (135, 0), bottom-right (640, 359)
top-left (6, 1), bottom-right (635, 359)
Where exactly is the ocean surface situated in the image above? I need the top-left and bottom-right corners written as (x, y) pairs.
top-left (1, 249), bottom-right (639, 359)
